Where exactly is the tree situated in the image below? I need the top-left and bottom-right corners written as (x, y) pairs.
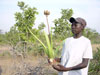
top-left (38, 22), bottom-right (46, 40)
top-left (0, 30), bottom-right (3, 34)
top-left (83, 28), bottom-right (100, 44)
top-left (0, 30), bottom-right (5, 44)
top-left (5, 26), bottom-right (20, 46)
top-left (38, 22), bottom-right (46, 31)
top-left (13, 1), bottom-right (39, 58)
top-left (53, 9), bottom-right (73, 40)
top-left (15, 1), bottom-right (38, 42)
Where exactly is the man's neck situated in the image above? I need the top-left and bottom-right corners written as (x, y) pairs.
top-left (73, 32), bottom-right (82, 38)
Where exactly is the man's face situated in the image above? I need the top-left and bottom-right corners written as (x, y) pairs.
top-left (71, 22), bottom-right (84, 34)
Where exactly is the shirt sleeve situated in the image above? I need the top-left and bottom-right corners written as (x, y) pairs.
top-left (83, 40), bottom-right (93, 59)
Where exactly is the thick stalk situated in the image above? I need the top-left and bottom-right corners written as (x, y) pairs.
top-left (46, 15), bottom-right (50, 34)
top-left (45, 15), bottom-right (51, 45)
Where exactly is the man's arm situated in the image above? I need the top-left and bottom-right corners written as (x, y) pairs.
top-left (68, 58), bottom-right (89, 70)
top-left (52, 58), bottom-right (89, 71)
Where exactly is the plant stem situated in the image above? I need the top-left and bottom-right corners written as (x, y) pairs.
top-left (46, 15), bottom-right (50, 34)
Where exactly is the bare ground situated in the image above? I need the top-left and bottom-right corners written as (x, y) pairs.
top-left (0, 44), bottom-right (100, 75)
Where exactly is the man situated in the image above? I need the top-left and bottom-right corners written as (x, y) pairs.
top-left (50, 17), bottom-right (93, 75)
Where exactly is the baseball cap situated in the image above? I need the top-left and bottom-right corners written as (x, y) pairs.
top-left (69, 17), bottom-right (87, 27)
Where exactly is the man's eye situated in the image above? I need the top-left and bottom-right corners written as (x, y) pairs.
top-left (74, 25), bottom-right (77, 27)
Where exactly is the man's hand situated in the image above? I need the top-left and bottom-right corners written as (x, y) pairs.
top-left (52, 64), bottom-right (69, 71)
top-left (48, 58), bottom-right (56, 65)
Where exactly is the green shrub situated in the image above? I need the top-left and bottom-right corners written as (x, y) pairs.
top-left (89, 47), bottom-right (100, 75)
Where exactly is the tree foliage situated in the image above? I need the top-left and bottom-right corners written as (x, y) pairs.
top-left (89, 47), bottom-right (100, 75)
top-left (5, 26), bottom-right (20, 46)
top-left (53, 9), bottom-right (73, 40)
top-left (83, 28), bottom-right (100, 44)
top-left (15, 1), bottom-right (38, 42)
top-left (38, 22), bottom-right (46, 31)
top-left (0, 30), bottom-right (5, 44)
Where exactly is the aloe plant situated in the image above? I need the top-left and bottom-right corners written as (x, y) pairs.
top-left (28, 28), bottom-right (55, 59)
top-left (44, 31), bottom-right (55, 59)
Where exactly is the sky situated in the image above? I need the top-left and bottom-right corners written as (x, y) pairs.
top-left (0, 0), bottom-right (100, 33)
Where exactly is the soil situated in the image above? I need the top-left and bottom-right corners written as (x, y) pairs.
top-left (0, 44), bottom-right (100, 75)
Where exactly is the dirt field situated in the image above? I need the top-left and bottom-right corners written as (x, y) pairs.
top-left (0, 55), bottom-right (57, 75)
top-left (0, 44), bottom-right (100, 75)
top-left (0, 44), bottom-right (57, 75)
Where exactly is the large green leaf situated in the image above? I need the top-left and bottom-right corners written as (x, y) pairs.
top-left (44, 31), bottom-right (54, 58)
top-left (28, 28), bottom-right (47, 52)
top-left (28, 28), bottom-right (56, 59)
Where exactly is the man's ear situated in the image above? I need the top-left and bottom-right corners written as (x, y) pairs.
top-left (81, 25), bottom-right (85, 30)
